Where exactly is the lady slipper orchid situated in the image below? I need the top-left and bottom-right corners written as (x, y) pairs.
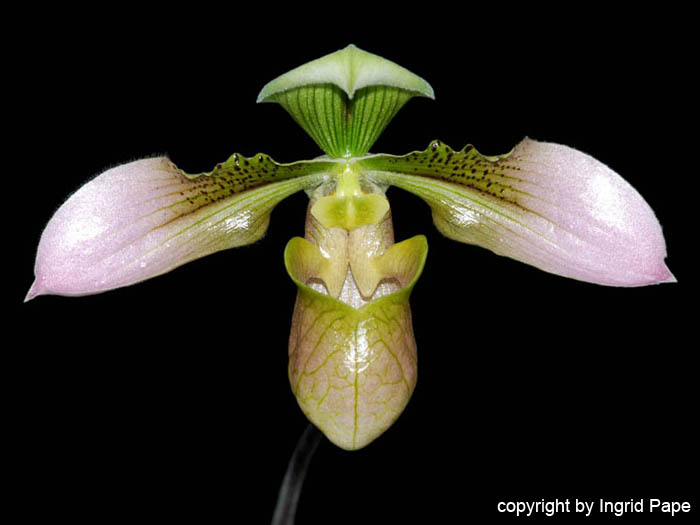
top-left (26, 45), bottom-right (674, 451)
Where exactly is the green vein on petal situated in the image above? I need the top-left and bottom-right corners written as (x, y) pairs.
top-left (28, 154), bottom-right (334, 298)
top-left (360, 138), bottom-right (672, 286)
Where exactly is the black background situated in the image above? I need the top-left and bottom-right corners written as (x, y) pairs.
top-left (12, 5), bottom-right (695, 523)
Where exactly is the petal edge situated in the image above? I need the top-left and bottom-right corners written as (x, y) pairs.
top-left (363, 139), bottom-right (673, 287)
top-left (29, 156), bottom-right (326, 297)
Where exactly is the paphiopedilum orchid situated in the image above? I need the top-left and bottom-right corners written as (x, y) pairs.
top-left (27, 45), bottom-right (674, 451)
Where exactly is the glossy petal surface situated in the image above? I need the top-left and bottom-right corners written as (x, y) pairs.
top-left (28, 156), bottom-right (329, 298)
top-left (285, 205), bottom-right (427, 450)
top-left (363, 139), bottom-right (674, 286)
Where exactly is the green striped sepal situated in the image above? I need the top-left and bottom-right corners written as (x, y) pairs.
top-left (257, 45), bottom-right (434, 158)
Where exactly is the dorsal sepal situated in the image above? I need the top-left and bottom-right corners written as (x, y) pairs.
top-left (257, 45), bottom-right (434, 158)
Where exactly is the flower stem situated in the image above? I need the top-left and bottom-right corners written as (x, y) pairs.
top-left (271, 423), bottom-right (323, 525)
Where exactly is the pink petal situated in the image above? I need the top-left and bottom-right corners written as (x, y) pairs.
top-left (488, 139), bottom-right (675, 286)
top-left (367, 139), bottom-right (675, 286)
top-left (27, 157), bottom-right (317, 299)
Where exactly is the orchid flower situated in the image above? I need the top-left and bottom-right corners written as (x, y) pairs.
top-left (26, 45), bottom-right (674, 452)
